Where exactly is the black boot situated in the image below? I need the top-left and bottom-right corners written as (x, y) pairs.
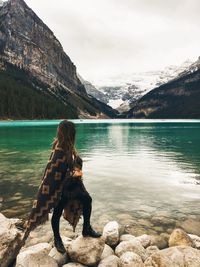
top-left (82, 225), bottom-right (102, 238)
top-left (54, 236), bottom-right (66, 254)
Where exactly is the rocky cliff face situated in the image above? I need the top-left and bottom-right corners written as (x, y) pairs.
top-left (125, 58), bottom-right (200, 119)
top-left (0, 0), bottom-right (117, 119)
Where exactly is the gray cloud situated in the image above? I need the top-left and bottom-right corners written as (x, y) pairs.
top-left (24, 0), bottom-right (200, 83)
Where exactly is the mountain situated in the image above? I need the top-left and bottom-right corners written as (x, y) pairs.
top-left (125, 57), bottom-right (200, 119)
top-left (90, 60), bottom-right (194, 111)
top-left (0, 0), bottom-right (117, 119)
top-left (77, 74), bottom-right (108, 104)
top-left (155, 59), bottom-right (194, 87)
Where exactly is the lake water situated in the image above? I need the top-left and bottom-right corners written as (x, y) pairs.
top-left (0, 119), bottom-right (200, 236)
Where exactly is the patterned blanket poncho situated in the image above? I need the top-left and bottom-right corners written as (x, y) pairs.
top-left (23, 143), bottom-right (83, 240)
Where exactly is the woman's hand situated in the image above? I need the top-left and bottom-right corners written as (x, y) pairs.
top-left (72, 170), bottom-right (83, 177)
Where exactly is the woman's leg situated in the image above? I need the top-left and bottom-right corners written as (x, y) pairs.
top-left (51, 198), bottom-right (65, 239)
top-left (78, 192), bottom-right (92, 229)
top-left (77, 189), bottom-right (101, 238)
top-left (51, 197), bottom-right (66, 253)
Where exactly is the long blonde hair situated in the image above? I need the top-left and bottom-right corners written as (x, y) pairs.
top-left (53, 120), bottom-right (77, 170)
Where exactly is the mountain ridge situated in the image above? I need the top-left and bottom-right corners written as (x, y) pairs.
top-left (125, 60), bottom-right (200, 119)
top-left (85, 59), bottom-right (195, 111)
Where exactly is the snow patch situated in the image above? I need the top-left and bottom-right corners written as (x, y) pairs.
top-left (108, 99), bottom-right (123, 109)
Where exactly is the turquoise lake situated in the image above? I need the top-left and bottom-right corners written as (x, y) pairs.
top-left (0, 119), bottom-right (200, 236)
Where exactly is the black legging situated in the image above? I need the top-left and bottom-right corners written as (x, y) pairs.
top-left (51, 190), bottom-right (92, 239)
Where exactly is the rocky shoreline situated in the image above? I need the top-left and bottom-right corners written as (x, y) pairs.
top-left (1, 212), bottom-right (200, 267)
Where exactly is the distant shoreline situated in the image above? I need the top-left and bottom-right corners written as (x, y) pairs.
top-left (1, 118), bottom-right (200, 121)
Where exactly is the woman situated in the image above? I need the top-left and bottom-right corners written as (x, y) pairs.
top-left (23, 120), bottom-right (101, 254)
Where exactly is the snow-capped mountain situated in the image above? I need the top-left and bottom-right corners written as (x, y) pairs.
top-left (156, 59), bottom-right (195, 86)
top-left (125, 56), bottom-right (200, 119)
top-left (86, 59), bottom-right (194, 112)
top-left (175, 56), bottom-right (200, 78)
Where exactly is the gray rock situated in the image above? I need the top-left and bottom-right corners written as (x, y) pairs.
top-left (103, 221), bottom-right (120, 247)
top-left (62, 236), bottom-right (73, 251)
top-left (144, 246), bottom-right (200, 267)
top-left (115, 239), bottom-right (147, 261)
top-left (16, 254), bottom-right (58, 267)
top-left (49, 247), bottom-right (68, 266)
top-left (188, 234), bottom-right (200, 249)
top-left (169, 228), bottom-right (194, 247)
top-left (26, 232), bottom-right (53, 247)
top-left (68, 235), bottom-right (105, 266)
top-left (119, 252), bottom-right (143, 267)
top-left (19, 242), bottom-right (52, 254)
top-left (101, 244), bottom-right (114, 260)
top-left (135, 234), bottom-right (151, 248)
top-left (119, 234), bottom-right (151, 248)
top-left (146, 245), bottom-right (159, 257)
top-left (16, 242), bottom-right (53, 267)
top-left (150, 235), bottom-right (168, 249)
top-left (62, 264), bottom-right (86, 267)
top-left (98, 255), bottom-right (120, 267)
top-left (0, 212), bottom-right (23, 267)
top-left (119, 234), bottom-right (136, 243)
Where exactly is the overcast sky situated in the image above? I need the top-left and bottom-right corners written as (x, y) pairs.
top-left (19, 0), bottom-right (200, 83)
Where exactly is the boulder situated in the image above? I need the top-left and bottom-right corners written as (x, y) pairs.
top-left (120, 234), bottom-right (135, 242)
top-left (144, 245), bottom-right (200, 267)
top-left (62, 236), bottom-right (73, 251)
top-left (168, 228), bottom-right (194, 247)
top-left (16, 242), bottom-right (53, 267)
top-left (101, 244), bottom-right (114, 259)
top-left (119, 234), bottom-right (151, 248)
top-left (62, 263), bottom-right (86, 267)
top-left (98, 255), bottom-right (120, 267)
top-left (150, 235), bottom-right (168, 249)
top-left (135, 234), bottom-right (151, 248)
top-left (49, 247), bottom-right (68, 266)
top-left (119, 252), bottom-right (143, 267)
top-left (103, 221), bottom-right (119, 247)
top-left (16, 254), bottom-right (58, 267)
top-left (188, 234), bottom-right (200, 249)
top-left (19, 242), bottom-right (52, 255)
top-left (146, 246), bottom-right (159, 257)
top-left (0, 213), bottom-right (23, 267)
top-left (115, 239), bottom-right (147, 261)
top-left (68, 235), bottom-right (105, 266)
